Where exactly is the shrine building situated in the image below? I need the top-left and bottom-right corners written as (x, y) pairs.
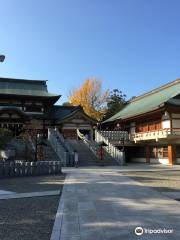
top-left (103, 79), bottom-right (180, 165)
top-left (0, 77), bottom-right (96, 139)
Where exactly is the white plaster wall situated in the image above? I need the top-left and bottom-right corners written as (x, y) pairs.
top-left (162, 120), bottom-right (170, 129)
top-left (172, 119), bottom-right (180, 128)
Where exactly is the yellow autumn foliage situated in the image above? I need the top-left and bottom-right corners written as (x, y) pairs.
top-left (69, 78), bottom-right (109, 121)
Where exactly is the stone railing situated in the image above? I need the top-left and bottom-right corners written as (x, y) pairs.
top-left (0, 160), bottom-right (61, 178)
top-left (77, 129), bottom-right (99, 158)
top-left (54, 128), bottom-right (74, 154)
top-left (95, 130), bottom-right (125, 165)
top-left (100, 130), bottom-right (130, 143)
top-left (48, 128), bottom-right (66, 164)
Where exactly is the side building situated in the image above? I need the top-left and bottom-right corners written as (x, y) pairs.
top-left (103, 79), bottom-right (180, 165)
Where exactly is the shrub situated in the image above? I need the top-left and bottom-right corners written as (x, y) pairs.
top-left (0, 128), bottom-right (13, 149)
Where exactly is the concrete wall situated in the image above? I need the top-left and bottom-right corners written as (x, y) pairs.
top-left (130, 158), bottom-right (146, 163)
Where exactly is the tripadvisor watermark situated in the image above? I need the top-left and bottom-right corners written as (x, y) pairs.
top-left (135, 226), bottom-right (173, 236)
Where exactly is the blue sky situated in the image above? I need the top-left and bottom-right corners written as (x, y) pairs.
top-left (0, 0), bottom-right (180, 103)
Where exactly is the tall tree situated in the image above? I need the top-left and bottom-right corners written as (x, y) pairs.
top-left (69, 78), bottom-right (109, 121)
top-left (104, 89), bottom-right (127, 120)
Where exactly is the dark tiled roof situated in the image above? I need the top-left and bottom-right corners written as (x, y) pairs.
top-left (45, 105), bottom-right (97, 123)
top-left (45, 105), bottom-right (81, 120)
top-left (0, 77), bottom-right (60, 99)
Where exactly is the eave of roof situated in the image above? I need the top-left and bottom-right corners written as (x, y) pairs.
top-left (0, 106), bottom-right (30, 119)
top-left (0, 92), bottom-right (61, 99)
top-left (0, 77), bottom-right (47, 83)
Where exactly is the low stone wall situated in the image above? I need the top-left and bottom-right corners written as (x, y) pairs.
top-left (0, 161), bottom-right (62, 178)
top-left (130, 158), bottom-right (170, 165)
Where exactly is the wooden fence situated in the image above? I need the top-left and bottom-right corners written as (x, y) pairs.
top-left (0, 160), bottom-right (62, 178)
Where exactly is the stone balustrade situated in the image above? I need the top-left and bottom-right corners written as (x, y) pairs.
top-left (132, 129), bottom-right (180, 142)
top-left (0, 160), bottom-right (61, 178)
top-left (100, 130), bottom-right (130, 142)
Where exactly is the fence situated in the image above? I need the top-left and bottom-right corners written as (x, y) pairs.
top-left (0, 160), bottom-right (62, 178)
top-left (100, 130), bottom-right (130, 142)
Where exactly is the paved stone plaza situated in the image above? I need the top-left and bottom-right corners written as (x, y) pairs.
top-left (51, 165), bottom-right (180, 240)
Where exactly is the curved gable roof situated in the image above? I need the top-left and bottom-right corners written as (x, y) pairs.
top-left (104, 79), bottom-right (180, 123)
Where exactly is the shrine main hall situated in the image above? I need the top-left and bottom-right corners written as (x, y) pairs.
top-left (0, 77), bottom-right (96, 139)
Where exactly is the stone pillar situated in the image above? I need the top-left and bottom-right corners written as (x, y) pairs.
top-left (168, 145), bottom-right (176, 165)
top-left (146, 145), bottom-right (150, 163)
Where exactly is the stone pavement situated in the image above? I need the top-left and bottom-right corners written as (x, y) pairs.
top-left (0, 190), bottom-right (60, 200)
top-left (51, 166), bottom-right (180, 240)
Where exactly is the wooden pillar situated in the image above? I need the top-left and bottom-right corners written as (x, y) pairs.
top-left (146, 145), bottom-right (150, 163)
top-left (168, 145), bottom-right (176, 165)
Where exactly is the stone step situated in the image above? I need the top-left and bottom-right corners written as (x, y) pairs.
top-left (43, 141), bottom-right (61, 162)
top-left (66, 140), bottom-right (118, 166)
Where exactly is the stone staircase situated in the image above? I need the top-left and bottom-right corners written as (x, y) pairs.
top-left (43, 141), bottom-right (61, 162)
top-left (66, 139), bottom-right (118, 166)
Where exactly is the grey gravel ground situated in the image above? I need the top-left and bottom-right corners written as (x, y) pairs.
top-left (0, 195), bottom-right (59, 240)
top-left (0, 174), bottom-right (65, 193)
top-left (0, 174), bottom-right (65, 240)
